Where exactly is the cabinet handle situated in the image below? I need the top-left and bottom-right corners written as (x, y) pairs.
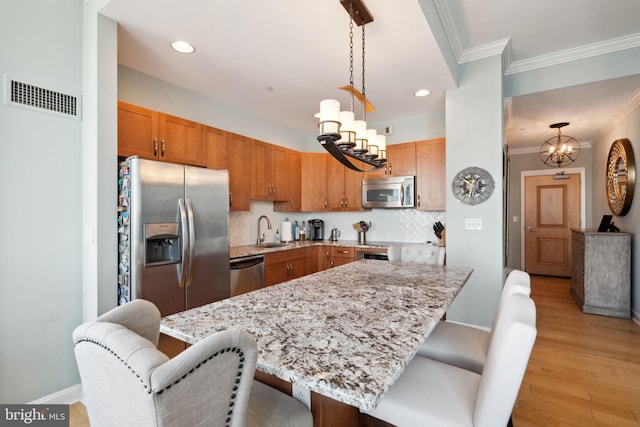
top-left (338, 250), bottom-right (349, 254)
top-left (324, 199), bottom-right (328, 209)
top-left (229, 192), bottom-right (233, 207)
top-left (161, 140), bottom-right (166, 157)
top-left (153, 138), bottom-right (158, 156)
top-left (417, 194), bottom-right (421, 208)
top-left (330, 260), bottom-right (334, 267)
top-left (289, 198), bottom-right (293, 208)
top-left (326, 251), bottom-right (330, 260)
top-left (388, 162), bottom-right (392, 176)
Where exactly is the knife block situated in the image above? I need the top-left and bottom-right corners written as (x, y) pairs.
top-left (438, 229), bottom-right (446, 247)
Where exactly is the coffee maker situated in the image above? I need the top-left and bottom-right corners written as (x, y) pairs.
top-left (308, 219), bottom-right (325, 240)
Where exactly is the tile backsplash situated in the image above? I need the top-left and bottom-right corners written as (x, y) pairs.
top-left (230, 201), bottom-right (446, 246)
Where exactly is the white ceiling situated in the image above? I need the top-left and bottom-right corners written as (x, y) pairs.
top-left (99, 0), bottom-right (640, 151)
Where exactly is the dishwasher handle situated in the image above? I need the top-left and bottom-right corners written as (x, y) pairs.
top-left (230, 255), bottom-right (264, 270)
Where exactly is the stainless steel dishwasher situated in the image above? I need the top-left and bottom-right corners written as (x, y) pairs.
top-left (230, 255), bottom-right (265, 297)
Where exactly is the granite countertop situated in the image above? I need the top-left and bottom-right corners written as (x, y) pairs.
top-left (161, 260), bottom-right (472, 410)
top-left (230, 240), bottom-right (415, 259)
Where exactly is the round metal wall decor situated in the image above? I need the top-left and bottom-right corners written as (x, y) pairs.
top-left (451, 166), bottom-right (495, 205)
top-left (606, 138), bottom-right (635, 216)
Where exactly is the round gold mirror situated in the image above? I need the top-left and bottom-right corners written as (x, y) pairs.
top-left (606, 138), bottom-right (635, 216)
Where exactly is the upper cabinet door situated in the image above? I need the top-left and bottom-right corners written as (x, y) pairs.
top-left (118, 102), bottom-right (159, 160)
top-left (228, 133), bottom-right (252, 211)
top-left (202, 126), bottom-right (229, 170)
top-left (301, 153), bottom-right (328, 212)
top-left (158, 113), bottom-right (203, 166)
top-left (416, 138), bottom-right (446, 211)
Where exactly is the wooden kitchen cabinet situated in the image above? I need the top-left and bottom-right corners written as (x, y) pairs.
top-left (416, 138), bottom-right (446, 211)
top-left (327, 157), bottom-right (365, 211)
top-left (274, 150), bottom-right (302, 212)
top-left (301, 153), bottom-right (329, 212)
top-left (117, 101), bottom-right (203, 166)
top-left (202, 125), bottom-right (228, 170)
top-left (366, 141), bottom-right (416, 178)
top-left (329, 246), bottom-right (356, 268)
top-left (227, 133), bottom-right (252, 211)
top-left (570, 230), bottom-right (631, 318)
top-left (251, 140), bottom-right (288, 201)
top-left (264, 248), bottom-right (308, 286)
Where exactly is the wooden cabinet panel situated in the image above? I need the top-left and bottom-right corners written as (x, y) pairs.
top-left (158, 113), bottom-right (203, 166)
top-left (203, 126), bottom-right (228, 170)
top-left (301, 153), bottom-right (328, 212)
top-left (228, 133), bottom-right (252, 211)
top-left (251, 140), bottom-right (288, 201)
top-left (118, 102), bottom-right (159, 160)
top-left (265, 248), bottom-right (308, 286)
top-left (275, 150), bottom-right (302, 212)
top-left (117, 101), bottom-right (203, 166)
top-left (317, 246), bottom-right (331, 272)
top-left (366, 141), bottom-right (416, 178)
top-left (416, 138), bottom-right (445, 211)
top-left (330, 246), bottom-right (355, 268)
top-left (327, 157), bottom-right (364, 211)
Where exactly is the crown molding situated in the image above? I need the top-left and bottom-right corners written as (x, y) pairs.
top-left (432, 0), bottom-right (463, 61)
top-left (459, 37), bottom-right (511, 64)
top-left (591, 87), bottom-right (640, 144)
top-left (505, 32), bottom-right (640, 75)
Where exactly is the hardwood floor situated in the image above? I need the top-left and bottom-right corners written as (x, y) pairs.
top-left (512, 275), bottom-right (640, 426)
top-left (70, 275), bottom-right (640, 426)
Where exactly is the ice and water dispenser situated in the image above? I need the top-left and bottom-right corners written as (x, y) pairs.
top-left (144, 223), bottom-right (181, 266)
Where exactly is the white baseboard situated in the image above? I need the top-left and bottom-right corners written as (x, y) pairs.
top-left (632, 309), bottom-right (640, 327)
top-left (29, 383), bottom-right (82, 405)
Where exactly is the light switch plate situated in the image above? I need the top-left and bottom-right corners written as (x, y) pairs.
top-left (464, 218), bottom-right (483, 230)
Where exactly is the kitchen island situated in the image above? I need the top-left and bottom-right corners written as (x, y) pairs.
top-left (161, 259), bottom-right (472, 425)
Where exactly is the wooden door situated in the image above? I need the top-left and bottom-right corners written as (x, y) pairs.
top-left (158, 113), bottom-right (203, 166)
top-left (387, 142), bottom-right (416, 176)
top-left (117, 102), bottom-right (159, 160)
top-left (327, 157), bottom-right (346, 211)
top-left (524, 174), bottom-right (581, 277)
top-left (228, 133), bottom-right (252, 211)
top-left (343, 161), bottom-right (364, 211)
top-left (270, 145), bottom-right (288, 201)
top-left (251, 139), bottom-right (272, 200)
top-left (301, 153), bottom-right (328, 212)
top-left (416, 138), bottom-right (445, 211)
top-left (203, 126), bottom-right (228, 170)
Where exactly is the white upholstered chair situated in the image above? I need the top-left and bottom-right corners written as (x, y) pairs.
top-left (73, 299), bottom-right (312, 427)
top-left (363, 293), bottom-right (537, 427)
top-left (415, 269), bottom-right (531, 373)
top-left (387, 244), bottom-right (445, 265)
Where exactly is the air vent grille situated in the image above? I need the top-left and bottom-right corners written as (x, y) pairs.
top-left (8, 79), bottom-right (78, 117)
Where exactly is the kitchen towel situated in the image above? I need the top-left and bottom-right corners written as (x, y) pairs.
top-left (281, 221), bottom-right (293, 242)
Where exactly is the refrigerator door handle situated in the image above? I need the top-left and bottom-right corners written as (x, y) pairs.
top-left (185, 198), bottom-right (196, 287)
top-left (178, 198), bottom-right (189, 288)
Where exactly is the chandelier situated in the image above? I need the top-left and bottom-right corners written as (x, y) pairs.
top-left (316, 0), bottom-right (386, 172)
top-left (539, 122), bottom-right (581, 167)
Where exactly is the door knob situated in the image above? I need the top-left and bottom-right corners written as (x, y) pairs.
top-left (527, 226), bottom-right (535, 232)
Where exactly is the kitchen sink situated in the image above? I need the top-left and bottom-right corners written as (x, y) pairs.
top-left (260, 242), bottom-right (291, 248)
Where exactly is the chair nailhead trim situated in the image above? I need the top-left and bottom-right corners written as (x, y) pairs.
top-left (75, 336), bottom-right (247, 425)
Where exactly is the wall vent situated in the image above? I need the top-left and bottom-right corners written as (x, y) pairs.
top-left (3, 75), bottom-right (81, 119)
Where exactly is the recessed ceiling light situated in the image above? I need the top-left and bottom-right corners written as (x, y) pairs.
top-left (414, 89), bottom-right (431, 97)
top-left (170, 40), bottom-right (195, 54)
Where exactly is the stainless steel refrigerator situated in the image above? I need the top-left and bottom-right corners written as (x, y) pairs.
top-left (118, 157), bottom-right (230, 316)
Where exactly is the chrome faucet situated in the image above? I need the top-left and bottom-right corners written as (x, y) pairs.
top-left (257, 215), bottom-right (272, 245)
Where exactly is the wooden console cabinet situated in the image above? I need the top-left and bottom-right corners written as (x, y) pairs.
top-left (570, 229), bottom-right (631, 318)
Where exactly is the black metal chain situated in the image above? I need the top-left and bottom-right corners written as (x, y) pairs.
top-left (361, 23), bottom-right (366, 121)
top-left (349, 1), bottom-right (355, 112)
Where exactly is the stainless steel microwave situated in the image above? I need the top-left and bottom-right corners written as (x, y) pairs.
top-left (362, 176), bottom-right (415, 208)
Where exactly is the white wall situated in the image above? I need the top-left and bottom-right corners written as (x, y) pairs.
top-left (0, 0), bottom-right (84, 402)
top-left (444, 55), bottom-right (505, 327)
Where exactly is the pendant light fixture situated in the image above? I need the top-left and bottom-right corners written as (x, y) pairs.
top-left (539, 122), bottom-right (581, 167)
top-left (316, 0), bottom-right (386, 172)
